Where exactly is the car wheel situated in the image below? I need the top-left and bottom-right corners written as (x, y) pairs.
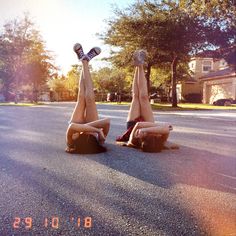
top-left (224, 101), bottom-right (232, 106)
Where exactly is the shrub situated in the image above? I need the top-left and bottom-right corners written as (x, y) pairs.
top-left (183, 93), bottom-right (202, 103)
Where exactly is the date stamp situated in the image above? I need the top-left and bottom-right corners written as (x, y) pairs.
top-left (12, 216), bottom-right (92, 230)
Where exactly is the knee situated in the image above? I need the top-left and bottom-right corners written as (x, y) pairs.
top-left (132, 91), bottom-right (139, 100)
top-left (139, 93), bottom-right (149, 103)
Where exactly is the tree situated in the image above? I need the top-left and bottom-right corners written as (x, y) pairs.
top-left (101, 0), bottom-right (235, 107)
top-left (65, 64), bottom-right (81, 97)
top-left (0, 14), bottom-right (56, 101)
top-left (180, 0), bottom-right (236, 69)
top-left (92, 67), bottom-right (129, 94)
top-left (47, 74), bottom-right (67, 101)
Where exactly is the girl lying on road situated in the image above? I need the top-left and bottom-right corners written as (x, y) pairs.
top-left (116, 50), bottom-right (178, 152)
top-left (66, 43), bottom-right (110, 154)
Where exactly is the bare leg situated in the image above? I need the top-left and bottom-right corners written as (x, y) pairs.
top-left (69, 70), bottom-right (86, 123)
top-left (127, 67), bottom-right (141, 121)
top-left (81, 60), bottom-right (99, 122)
top-left (137, 65), bottom-right (154, 122)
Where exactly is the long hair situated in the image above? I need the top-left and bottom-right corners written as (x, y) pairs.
top-left (68, 133), bottom-right (107, 154)
top-left (141, 134), bottom-right (165, 153)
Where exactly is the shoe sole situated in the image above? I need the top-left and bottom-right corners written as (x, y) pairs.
top-left (73, 43), bottom-right (82, 53)
top-left (133, 49), bottom-right (146, 65)
top-left (91, 47), bottom-right (101, 56)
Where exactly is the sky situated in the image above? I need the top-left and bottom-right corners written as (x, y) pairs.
top-left (0, 0), bottom-right (135, 74)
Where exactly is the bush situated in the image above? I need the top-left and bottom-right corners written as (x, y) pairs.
top-left (183, 93), bottom-right (202, 103)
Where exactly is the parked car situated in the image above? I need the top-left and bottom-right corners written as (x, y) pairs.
top-left (150, 92), bottom-right (159, 99)
top-left (107, 92), bottom-right (132, 102)
top-left (213, 98), bottom-right (236, 106)
top-left (150, 92), bottom-right (168, 102)
top-left (107, 93), bottom-right (116, 102)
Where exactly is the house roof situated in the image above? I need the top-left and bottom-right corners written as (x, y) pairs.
top-left (194, 50), bottom-right (220, 58)
top-left (200, 67), bottom-right (236, 80)
top-left (184, 77), bottom-right (198, 83)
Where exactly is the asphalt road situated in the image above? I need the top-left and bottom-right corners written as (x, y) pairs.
top-left (0, 103), bottom-right (235, 236)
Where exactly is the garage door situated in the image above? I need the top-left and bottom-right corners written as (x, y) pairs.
top-left (208, 83), bottom-right (232, 104)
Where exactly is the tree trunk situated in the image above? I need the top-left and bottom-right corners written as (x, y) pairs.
top-left (171, 56), bottom-right (178, 107)
top-left (3, 82), bottom-right (11, 101)
top-left (145, 63), bottom-right (152, 94)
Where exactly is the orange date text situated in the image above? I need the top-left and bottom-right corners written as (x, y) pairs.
top-left (12, 216), bottom-right (92, 230)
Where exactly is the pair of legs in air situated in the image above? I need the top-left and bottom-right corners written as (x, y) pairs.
top-left (66, 44), bottom-right (110, 152)
top-left (66, 44), bottom-right (176, 153)
top-left (124, 50), bottom-right (172, 149)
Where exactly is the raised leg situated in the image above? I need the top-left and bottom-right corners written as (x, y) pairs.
top-left (69, 70), bottom-right (86, 123)
top-left (127, 67), bottom-right (141, 121)
top-left (81, 60), bottom-right (99, 122)
top-left (137, 65), bottom-right (154, 122)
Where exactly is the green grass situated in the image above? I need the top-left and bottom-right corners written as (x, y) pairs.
top-left (97, 101), bottom-right (236, 110)
top-left (96, 101), bottom-right (130, 106)
top-left (152, 103), bottom-right (236, 110)
top-left (178, 103), bottom-right (236, 110)
top-left (0, 102), bottom-right (44, 106)
top-left (167, 103), bottom-right (236, 110)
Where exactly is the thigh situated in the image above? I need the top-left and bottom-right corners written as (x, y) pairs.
top-left (127, 67), bottom-right (141, 121)
top-left (127, 99), bottom-right (140, 121)
top-left (82, 61), bottom-right (99, 122)
top-left (85, 107), bottom-right (99, 123)
top-left (137, 66), bottom-right (154, 122)
top-left (69, 74), bottom-right (86, 123)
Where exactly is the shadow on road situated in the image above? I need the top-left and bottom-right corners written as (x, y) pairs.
top-left (0, 151), bottom-right (206, 235)
top-left (89, 142), bottom-right (236, 195)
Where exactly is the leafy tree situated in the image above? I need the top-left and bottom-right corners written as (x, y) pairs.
top-left (101, 0), bottom-right (235, 107)
top-left (180, 0), bottom-right (236, 69)
top-left (47, 74), bottom-right (67, 101)
top-left (65, 64), bottom-right (81, 96)
top-left (0, 14), bottom-right (56, 101)
top-left (92, 67), bottom-right (129, 95)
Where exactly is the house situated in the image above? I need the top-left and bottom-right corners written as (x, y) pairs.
top-left (178, 50), bottom-right (232, 103)
top-left (200, 67), bottom-right (236, 104)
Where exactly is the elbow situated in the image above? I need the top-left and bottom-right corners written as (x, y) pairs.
top-left (104, 118), bottom-right (110, 123)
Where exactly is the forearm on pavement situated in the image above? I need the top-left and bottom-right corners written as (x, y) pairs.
top-left (70, 123), bottom-right (101, 134)
top-left (138, 126), bottom-right (170, 136)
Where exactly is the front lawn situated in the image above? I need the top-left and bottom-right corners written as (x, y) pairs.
top-left (0, 102), bottom-right (44, 106)
top-left (97, 101), bottom-right (236, 110)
